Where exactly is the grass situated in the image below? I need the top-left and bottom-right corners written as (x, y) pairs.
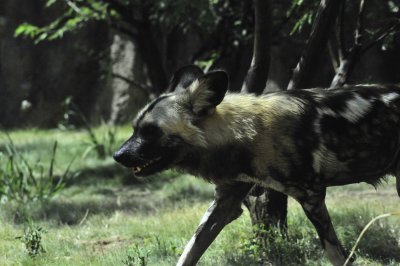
top-left (0, 127), bottom-right (399, 265)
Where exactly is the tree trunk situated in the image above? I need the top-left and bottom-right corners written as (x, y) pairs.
top-left (330, 0), bottom-right (365, 88)
top-left (330, 52), bottom-right (357, 88)
top-left (241, 0), bottom-right (289, 234)
top-left (109, 34), bottom-right (150, 124)
top-left (136, 23), bottom-right (168, 94)
top-left (287, 0), bottom-right (344, 90)
top-left (241, 0), bottom-right (271, 94)
top-left (244, 187), bottom-right (288, 233)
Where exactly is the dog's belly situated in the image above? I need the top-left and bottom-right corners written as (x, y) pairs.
top-left (314, 137), bottom-right (400, 186)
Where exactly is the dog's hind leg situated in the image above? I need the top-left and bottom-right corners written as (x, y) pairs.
top-left (298, 189), bottom-right (350, 266)
top-left (176, 182), bottom-right (253, 266)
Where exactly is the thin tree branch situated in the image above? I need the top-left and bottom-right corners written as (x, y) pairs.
top-left (354, 0), bottom-right (366, 47)
top-left (330, 0), bottom-right (400, 88)
top-left (112, 73), bottom-right (151, 93)
top-left (330, 0), bottom-right (372, 88)
top-left (360, 19), bottom-right (400, 55)
top-left (110, 21), bottom-right (139, 39)
top-left (334, 25), bottom-right (345, 63)
top-left (64, 0), bottom-right (81, 13)
top-left (329, 58), bottom-right (352, 88)
top-left (338, 0), bottom-right (346, 60)
top-left (328, 40), bottom-right (339, 70)
top-left (241, 0), bottom-right (272, 95)
top-left (287, 0), bottom-right (344, 90)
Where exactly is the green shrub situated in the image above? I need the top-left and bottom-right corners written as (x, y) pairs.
top-left (232, 224), bottom-right (321, 266)
top-left (0, 134), bottom-right (74, 204)
top-left (122, 244), bottom-right (149, 266)
top-left (16, 222), bottom-right (47, 257)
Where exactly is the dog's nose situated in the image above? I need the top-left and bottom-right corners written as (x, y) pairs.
top-left (113, 149), bottom-right (126, 164)
top-left (113, 148), bottom-right (136, 168)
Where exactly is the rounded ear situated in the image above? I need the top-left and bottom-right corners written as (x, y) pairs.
top-left (166, 65), bottom-right (204, 92)
top-left (188, 70), bottom-right (229, 115)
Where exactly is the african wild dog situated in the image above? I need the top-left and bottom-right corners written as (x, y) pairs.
top-left (114, 65), bottom-right (400, 266)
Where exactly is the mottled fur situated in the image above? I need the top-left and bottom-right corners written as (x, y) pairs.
top-left (114, 66), bottom-right (400, 266)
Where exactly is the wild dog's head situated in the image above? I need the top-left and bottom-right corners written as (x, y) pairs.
top-left (113, 65), bottom-right (229, 176)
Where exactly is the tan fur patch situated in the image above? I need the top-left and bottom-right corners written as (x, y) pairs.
top-left (188, 80), bottom-right (216, 114)
top-left (192, 93), bottom-right (305, 177)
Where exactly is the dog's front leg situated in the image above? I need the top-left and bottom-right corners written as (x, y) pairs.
top-left (177, 182), bottom-right (253, 266)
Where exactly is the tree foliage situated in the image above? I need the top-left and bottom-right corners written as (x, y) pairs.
top-left (15, 1), bottom-right (109, 43)
top-left (14, 0), bottom-right (321, 65)
top-left (15, 0), bottom-right (400, 56)
top-left (15, 0), bottom-right (218, 43)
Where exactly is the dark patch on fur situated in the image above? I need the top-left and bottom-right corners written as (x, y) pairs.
top-left (277, 91), bottom-right (320, 182)
top-left (135, 95), bottom-right (170, 127)
top-left (316, 87), bottom-right (400, 185)
top-left (177, 144), bottom-right (254, 184)
top-left (166, 65), bottom-right (204, 92)
top-left (284, 89), bottom-right (319, 105)
top-left (319, 91), bottom-right (354, 113)
top-left (292, 105), bottom-right (320, 182)
top-left (268, 167), bottom-right (287, 182)
top-left (137, 123), bottom-right (163, 139)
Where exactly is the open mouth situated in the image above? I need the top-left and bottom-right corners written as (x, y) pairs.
top-left (133, 157), bottom-right (162, 174)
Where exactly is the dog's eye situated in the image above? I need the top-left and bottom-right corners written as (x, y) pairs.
top-left (168, 134), bottom-right (184, 142)
top-left (140, 124), bottom-right (160, 136)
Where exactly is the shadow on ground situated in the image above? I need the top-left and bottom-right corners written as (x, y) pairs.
top-left (3, 168), bottom-right (213, 225)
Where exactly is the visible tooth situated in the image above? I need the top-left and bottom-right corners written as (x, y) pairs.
top-left (135, 158), bottom-right (159, 172)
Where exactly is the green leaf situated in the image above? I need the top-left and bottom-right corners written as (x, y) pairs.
top-left (46, 0), bottom-right (57, 7)
top-left (37, 32), bottom-right (48, 42)
top-left (14, 23), bottom-right (40, 38)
